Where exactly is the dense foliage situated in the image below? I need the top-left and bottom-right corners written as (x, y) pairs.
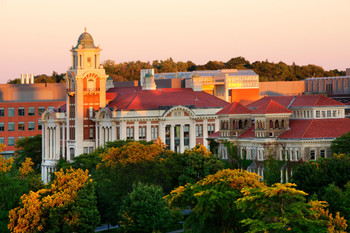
top-left (119, 183), bottom-right (180, 233)
top-left (15, 135), bottom-right (42, 173)
top-left (7, 57), bottom-right (345, 83)
top-left (8, 168), bottom-right (100, 233)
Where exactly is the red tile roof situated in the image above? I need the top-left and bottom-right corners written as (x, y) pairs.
top-left (252, 100), bottom-right (292, 114)
top-left (279, 118), bottom-right (350, 139)
top-left (290, 95), bottom-right (344, 107)
top-left (238, 125), bottom-right (255, 138)
top-left (247, 96), bottom-right (294, 109)
top-left (106, 87), bottom-right (229, 110)
top-left (208, 131), bottom-right (220, 138)
top-left (216, 102), bottom-right (252, 115)
top-left (247, 95), bottom-right (344, 110)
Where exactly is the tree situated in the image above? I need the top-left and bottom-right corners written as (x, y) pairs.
top-left (0, 152), bottom-right (42, 233)
top-left (165, 169), bottom-right (265, 233)
top-left (119, 183), bottom-right (179, 233)
top-left (15, 135), bottom-right (42, 173)
top-left (8, 168), bottom-right (100, 233)
top-left (331, 131), bottom-right (350, 155)
top-left (236, 183), bottom-right (341, 232)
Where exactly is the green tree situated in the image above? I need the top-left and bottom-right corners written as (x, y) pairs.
top-left (236, 183), bottom-right (347, 233)
top-left (165, 169), bottom-right (265, 233)
top-left (331, 131), bottom-right (350, 155)
top-left (119, 183), bottom-right (179, 233)
top-left (15, 135), bottom-right (42, 173)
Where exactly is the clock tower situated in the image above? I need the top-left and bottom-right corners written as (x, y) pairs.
top-left (66, 29), bottom-right (108, 158)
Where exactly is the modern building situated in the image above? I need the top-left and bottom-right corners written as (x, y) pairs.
top-left (141, 69), bottom-right (260, 104)
top-left (0, 82), bottom-right (65, 158)
top-left (41, 31), bottom-right (229, 183)
top-left (211, 95), bottom-right (350, 180)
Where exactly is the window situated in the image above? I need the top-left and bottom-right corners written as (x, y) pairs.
top-left (89, 107), bottom-right (94, 118)
top-left (320, 150), bottom-right (326, 158)
top-left (48, 106), bottom-right (54, 110)
top-left (290, 151), bottom-right (294, 161)
top-left (18, 122), bottom-right (25, 131)
top-left (208, 124), bottom-right (215, 135)
top-left (87, 57), bottom-right (91, 67)
top-left (28, 122), bottom-right (35, 131)
top-left (38, 121), bottom-right (42, 130)
top-left (83, 147), bottom-right (88, 154)
top-left (333, 110), bottom-right (337, 117)
top-left (89, 128), bottom-right (94, 139)
top-left (315, 111), bottom-right (320, 118)
top-left (38, 107), bottom-right (46, 116)
top-left (139, 126), bottom-right (146, 140)
top-left (151, 126), bottom-right (158, 140)
top-left (0, 137), bottom-right (4, 144)
top-left (18, 107), bottom-right (25, 116)
top-left (0, 108), bottom-right (4, 117)
top-left (89, 147), bottom-right (94, 154)
top-left (327, 110), bottom-right (331, 118)
top-left (310, 150), bottom-right (316, 160)
top-left (126, 127), bottom-right (134, 139)
top-left (28, 107), bottom-right (35, 116)
top-left (8, 137), bottom-right (15, 146)
top-left (0, 123), bottom-right (4, 132)
top-left (8, 108), bottom-right (15, 117)
top-left (321, 111), bottom-right (326, 118)
top-left (87, 80), bottom-right (94, 91)
top-left (196, 125), bottom-right (203, 137)
top-left (8, 122), bottom-right (15, 131)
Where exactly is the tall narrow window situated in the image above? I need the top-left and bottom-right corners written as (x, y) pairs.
top-left (8, 108), bottom-right (15, 117)
top-left (0, 108), bottom-right (4, 117)
top-left (87, 79), bottom-right (94, 91)
top-left (0, 123), bottom-right (4, 131)
top-left (87, 57), bottom-right (91, 67)
top-left (310, 150), bottom-right (316, 160)
top-left (89, 107), bottom-right (94, 118)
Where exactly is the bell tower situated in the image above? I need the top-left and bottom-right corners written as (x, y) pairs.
top-left (66, 29), bottom-right (108, 158)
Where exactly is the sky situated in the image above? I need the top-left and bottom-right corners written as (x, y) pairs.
top-left (0, 0), bottom-right (350, 83)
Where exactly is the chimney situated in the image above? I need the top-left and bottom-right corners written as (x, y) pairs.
top-left (21, 74), bottom-right (25, 84)
top-left (142, 72), bottom-right (157, 91)
top-left (26, 74), bottom-right (30, 84)
top-left (30, 74), bottom-right (34, 84)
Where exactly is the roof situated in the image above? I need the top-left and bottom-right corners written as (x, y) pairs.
top-left (290, 95), bottom-right (344, 107)
top-left (154, 69), bottom-right (258, 80)
top-left (106, 87), bottom-right (229, 110)
top-left (216, 102), bottom-right (252, 115)
top-left (238, 125), bottom-right (255, 138)
top-left (279, 118), bottom-right (350, 139)
top-left (247, 96), bottom-right (294, 109)
top-left (75, 30), bottom-right (96, 49)
top-left (252, 100), bottom-right (292, 114)
top-left (248, 95), bottom-right (344, 110)
top-left (208, 131), bottom-right (220, 138)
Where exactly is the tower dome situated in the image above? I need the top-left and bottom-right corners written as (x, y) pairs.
top-left (75, 28), bottom-right (96, 49)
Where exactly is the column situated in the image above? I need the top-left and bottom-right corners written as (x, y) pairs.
top-left (214, 119), bottom-right (220, 134)
top-left (110, 126), bottom-right (113, 141)
top-left (180, 124), bottom-right (184, 153)
top-left (134, 121), bottom-right (139, 141)
top-left (48, 128), bottom-right (51, 159)
top-left (95, 124), bottom-right (98, 147)
top-left (62, 124), bottom-right (66, 160)
top-left (159, 121), bottom-right (165, 143)
top-left (146, 121), bottom-right (151, 141)
top-left (75, 78), bottom-right (84, 156)
top-left (189, 121), bottom-right (196, 149)
top-left (42, 127), bottom-right (45, 160)
top-left (99, 126), bottom-right (102, 146)
top-left (112, 123), bottom-right (116, 141)
top-left (203, 119), bottom-right (208, 148)
top-left (170, 124), bottom-right (175, 151)
top-left (121, 121), bottom-right (127, 140)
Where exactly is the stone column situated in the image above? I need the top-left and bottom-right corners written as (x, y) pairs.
top-left (170, 124), bottom-right (175, 151)
top-left (99, 125), bottom-right (102, 146)
top-left (48, 128), bottom-right (51, 159)
top-left (159, 121), bottom-right (165, 143)
top-left (134, 121), bottom-right (139, 141)
top-left (62, 124), bottom-right (65, 160)
top-left (189, 121), bottom-right (196, 149)
top-left (95, 124), bottom-right (98, 148)
top-left (112, 123), bottom-right (116, 141)
top-left (146, 121), bottom-right (151, 141)
top-left (203, 119), bottom-right (208, 148)
top-left (214, 119), bottom-right (220, 134)
top-left (121, 121), bottom-right (127, 140)
top-left (180, 124), bottom-right (184, 153)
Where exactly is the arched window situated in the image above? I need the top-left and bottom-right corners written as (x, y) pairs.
top-left (281, 120), bottom-right (285, 129)
top-left (270, 120), bottom-right (273, 129)
top-left (275, 120), bottom-right (279, 129)
top-left (244, 119), bottom-right (248, 128)
top-left (238, 120), bottom-right (243, 129)
top-left (233, 120), bottom-right (237, 129)
top-left (87, 79), bottom-right (94, 91)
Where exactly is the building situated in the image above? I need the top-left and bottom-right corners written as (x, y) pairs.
top-left (0, 82), bottom-right (65, 158)
top-left (142, 69), bottom-right (260, 104)
top-left (211, 95), bottom-right (350, 180)
top-left (41, 31), bottom-right (229, 183)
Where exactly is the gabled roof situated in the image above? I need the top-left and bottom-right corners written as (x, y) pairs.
top-left (290, 95), bottom-right (344, 107)
top-left (208, 131), bottom-right (220, 138)
top-left (247, 96), bottom-right (294, 109)
top-left (252, 100), bottom-right (292, 114)
top-left (106, 87), bottom-right (229, 110)
top-left (216, 102), bottom-right (252, 115)
top-left (238, 125), bottom-right (255, 138)
top-left (278, 118), bottom-right (350, 139)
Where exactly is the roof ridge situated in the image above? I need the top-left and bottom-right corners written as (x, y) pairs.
top-left (302, 119), bottom-right (314, 138)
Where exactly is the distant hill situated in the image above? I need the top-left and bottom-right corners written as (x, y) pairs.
top-left (8, 57), bottom-right (345, 84)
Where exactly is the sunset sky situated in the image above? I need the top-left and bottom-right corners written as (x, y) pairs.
top-left (0, 0), bottom-right (349, 83)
